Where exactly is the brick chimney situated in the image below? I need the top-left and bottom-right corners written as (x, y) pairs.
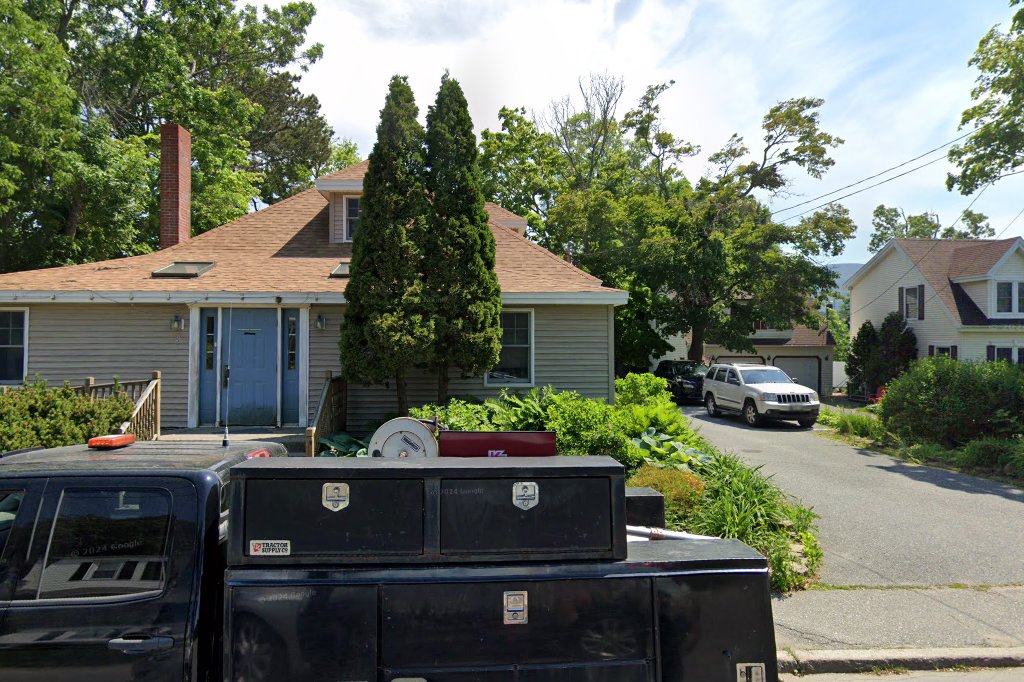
top-left (160, 123), bottom-right (191, 249)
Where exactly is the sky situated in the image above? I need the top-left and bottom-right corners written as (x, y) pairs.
top-left (278, 0), bottom-right (1023, 265)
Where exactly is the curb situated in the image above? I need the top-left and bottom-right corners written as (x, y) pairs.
top-left (777, 647), bottom-right (1024, 675)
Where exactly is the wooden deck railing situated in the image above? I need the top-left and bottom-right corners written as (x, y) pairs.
top-left (305, 372), bottom-right (348, 456)
top-left (118, 371), bottom-right (162, 441)
top-left (77, 376), bottom-right (154, 404)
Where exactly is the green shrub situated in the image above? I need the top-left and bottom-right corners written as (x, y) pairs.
top-left (880, 357), bottom-right (1024, 446)
top-left (956, 437), bottom-right (1020, 470)
top-left (685, 453), bottom-right (820, 592)
top-left (411, 399), bottom-right (495, 431)
top-left (835, 413), bottom-right (886, 441)
top-left (628, 464), bottom-right (705, 526)
top-left (488, 387), bottom-right (554, 431)
top-left (896, 442), bottom-right (956, 465)
top-left (615, 373), bottom-right (672, 406)
top-left (816, 409), bottom-right (842, 429)
top-left (613, 400), bottom-right (692, 439)
top-left (0, 380), bottom-right (134, 452)
top-left (542, 391), bottom-right (641, 471)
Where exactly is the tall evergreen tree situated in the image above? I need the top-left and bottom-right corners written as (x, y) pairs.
top-left (340, 76), bottom-right (432, 415)
top-left (423, 74), bottom-right (502, 402)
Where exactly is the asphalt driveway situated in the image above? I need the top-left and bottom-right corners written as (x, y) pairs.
top-left (680, 405), bottom-right (1024, 587)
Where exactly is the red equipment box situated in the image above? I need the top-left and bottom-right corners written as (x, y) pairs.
top-left (437, 431), bottom-right (556, 457)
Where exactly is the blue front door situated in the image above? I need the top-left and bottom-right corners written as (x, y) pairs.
top-left (222, 309), bottom-right (277, 426)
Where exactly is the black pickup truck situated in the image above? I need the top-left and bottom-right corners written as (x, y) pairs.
top-left (0, 440), bottom-right (778, 682)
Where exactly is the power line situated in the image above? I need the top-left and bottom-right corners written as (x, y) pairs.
top-left (849, 183), bottom-right (992, 317)
top-left (770, 131), bottom-right (972, 217)
top-left (778, 156), bottom-right (947, 223)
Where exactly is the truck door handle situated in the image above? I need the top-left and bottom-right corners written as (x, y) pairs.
top-left (108, 636), bottom-right (174, 654)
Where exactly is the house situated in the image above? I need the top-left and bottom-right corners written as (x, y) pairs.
top-left (0, 124), bottom-right (627, 432)
top-left (699, 326), bottom-right (835, 395)
top-left (654, 324), bottom-right (835, 395)
top-left (847, 238), bottom-right (1024, 364)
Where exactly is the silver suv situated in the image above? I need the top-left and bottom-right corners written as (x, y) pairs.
top-left (703, 363), bottom-right (820, 428)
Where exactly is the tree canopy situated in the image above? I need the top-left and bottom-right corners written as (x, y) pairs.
top-left (867, 205), bottom-right (993, 253)
top-left (339, 75), bottom-right (431, 416)
top-left (479, 81), bottom-right (855, 369)
top-left (423, 74), bottom-right (502, 402)
top-left (949, 0), bottom-right (1024, 193)
top-left (0, 0), bottom-right (344, 273)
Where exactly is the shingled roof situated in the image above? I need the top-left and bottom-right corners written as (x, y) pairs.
top-left (894, 238), bottom-right (1023, 325)
top-left (0, 186), bottom-right (620, 301)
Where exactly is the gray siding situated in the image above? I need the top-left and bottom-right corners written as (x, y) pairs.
top-left (24, 303), bottom-right (190, 428)
top-left (309, 304), bottom-right (616, 434)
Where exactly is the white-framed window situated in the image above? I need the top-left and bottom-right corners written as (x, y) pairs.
top-left (935, 347), bottom-right (951, 356)
top-left (0, 308), bottom-right (28, 384)
top-left (485, 309), bottom-right (534, 387)
top-left (904, 287), bottom-right (919, 320)
top-left (345, 196), bottom-right (360, 242)
top-left (996, 282), bottom-right (1014, 314)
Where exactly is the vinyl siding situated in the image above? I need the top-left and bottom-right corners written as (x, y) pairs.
top-left (993, 249), bottom-right (1024, 280)
top-left (329, 193), bottom-right (360, 244)
top-left (955, 331), bottom-right (1023, 362)
top-left (23, 303), bottom-right (190, 428)
top-left (308, 304), bottom-right (615, 434)
top-left (655, 332), bottom-right (689, 367)
top-left (961, 280), bottom-right (989, 316)
top-left (849, 246), bottom-right (960, 358)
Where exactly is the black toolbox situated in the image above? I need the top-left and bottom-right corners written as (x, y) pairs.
top-left (224, 539), bottom-right (778, 682)
top-left (228, 456), bottom-right (627, 565)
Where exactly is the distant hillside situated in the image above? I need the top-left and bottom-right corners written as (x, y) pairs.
top-left (828, 263), bottom-right (863, 292)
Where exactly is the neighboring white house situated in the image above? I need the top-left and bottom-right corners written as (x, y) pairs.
top-left (847, 238), bottom-right (1024, 364)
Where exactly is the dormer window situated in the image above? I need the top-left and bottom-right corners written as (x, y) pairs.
top-left (345, 197), bottom-right (360, 242)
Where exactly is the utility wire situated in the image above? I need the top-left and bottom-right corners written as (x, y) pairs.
top-left (849, 183), bottom-right (992, 317)
top-left (771, 131), bottom-right (972, 218)
top-left (778, 156), bottom-right (947, 223)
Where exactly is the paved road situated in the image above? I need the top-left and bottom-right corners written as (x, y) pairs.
top-left (681, 406), bottom-right (1024, 587)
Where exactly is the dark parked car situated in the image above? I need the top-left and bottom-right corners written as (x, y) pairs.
top-left (654, 360), bottom-right (709, 402)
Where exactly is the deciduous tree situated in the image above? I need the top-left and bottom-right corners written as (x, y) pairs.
top-left (949, 0), bottom-right (1024, 193)
top-left (340, 76), bottom-right (432, 416)
top-left (423, 74), bottom-right (502, 402)
top-left (867, 205), bottom-right (993, 253)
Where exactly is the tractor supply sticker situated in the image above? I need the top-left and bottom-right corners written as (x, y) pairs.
top-left (513, 481), bottom-right (539, 510)
top-left (503, 591), bottom-right (528, 624)
top-left (249, 540), bottom-right (291, 556)
top-left (322, 482), bottom-right (350, 512)
top-left (736, 663), bottom-right (766, 682)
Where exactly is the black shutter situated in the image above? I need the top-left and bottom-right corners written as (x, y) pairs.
top-left (928, 345), bottom-right (935, 357)
top-left (1019, 348), bottom-right (1024, 366)
top-left (986, 345), bottom-right (996, 362)
top-left (918, 284), bottom-right (925, 320)
top-left (951, 345), bottom-right (958, 360)
top-left (898, 287), bottom-right (904, 317)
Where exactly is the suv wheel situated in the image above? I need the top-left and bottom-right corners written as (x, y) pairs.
top-left (743, 400), bottom-right (761, 427)
top-left (705, 393), bottom-right (720, 417)
top-left (798, 418), bottom-right (816, 428)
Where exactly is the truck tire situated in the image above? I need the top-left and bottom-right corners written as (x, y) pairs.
top-left (798, 417), bottom-right (817, 428)
top-left (743, 400), bottom-right (762, 427)
top-left (705, 393), bottom-right (720, 417)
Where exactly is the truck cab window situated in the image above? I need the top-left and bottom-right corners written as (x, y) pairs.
top-left (38, 488), bottom-right (171, 599)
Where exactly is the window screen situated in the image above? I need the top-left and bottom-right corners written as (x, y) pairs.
top-left (0, 311), bottom-right (25, 383)
top-left (488, 312), bottom-right (531, 384)
top-left (39, 488), bottom-right (171, 599)
top-left (904, 287), bottom-right (919, 319)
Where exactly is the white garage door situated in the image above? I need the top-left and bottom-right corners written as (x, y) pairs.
top-left (773, 357), bottom-right (820, 393)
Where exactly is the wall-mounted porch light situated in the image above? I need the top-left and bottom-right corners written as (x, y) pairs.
top-left (170, 314), bottom-right (185, 331)
top-left (315, 314), bottom-right (328, 331)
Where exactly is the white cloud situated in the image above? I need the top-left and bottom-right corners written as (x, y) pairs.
top-left (279, 0), bottom-right (1022, 262)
